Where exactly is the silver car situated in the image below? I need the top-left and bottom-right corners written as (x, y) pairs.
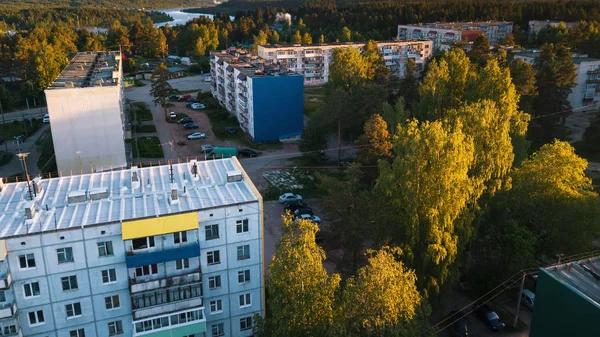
top-left (187, 132), bottom-right (206, 140)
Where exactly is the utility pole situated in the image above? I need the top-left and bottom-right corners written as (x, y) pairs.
top-left (16, 152), bottom-right (33, 201)
top-left (513, 272), bottom-right (526, 328)
top-left (26, 98), bottom-right (33, 127)
top-left (76, 151), bottom-right (83, 175)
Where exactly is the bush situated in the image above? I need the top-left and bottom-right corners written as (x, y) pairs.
top-left (134, 124), bottom-right (157, 133)
top-left (137, 136), bottom-right (164, 158)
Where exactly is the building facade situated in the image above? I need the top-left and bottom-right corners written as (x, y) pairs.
top-left (45, 51), bottom-right (127, 175)
top-left (528, 20), bottom-right (577, 36)
top-left (257, 40), bottom-right (433, 86)
top-left (398, 22), bottom-right (513, 50)
top-left (529, 256), bottom-right (600, 337)
top-left (513, 50), bottom-right (600, 110)
top-left (0, 158), bottom-right (264, 337)
top-left (210, 50), bottom-right (304, 143)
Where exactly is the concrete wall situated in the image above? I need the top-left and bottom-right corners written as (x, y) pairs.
top-left (45, 85), bottom-right (126, 175)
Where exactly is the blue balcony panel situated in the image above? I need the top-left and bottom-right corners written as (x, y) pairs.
top-left (126, 244), bottom-right (200, 268)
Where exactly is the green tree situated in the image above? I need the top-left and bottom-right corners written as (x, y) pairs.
top-left (377, 119), bottom-right (475, 296)
top-left (299, 111), bottom-right (329, 160)
top-left (583, 111), bottom-right (600, 152)
top-left (34, 44), bottom-right (67, 92)
top-left (329, 47), bottom-right (367, 93)
top-left (123, 58), bottom-right (137, 73)
top-left (263, 215), bottom-right (341, 337)
top-left (318, 34), bottom-right (325, 44)
top-left (340, 247), bottom-right (423, 336)
top-left (499, 33), bottom-right (515, 46)
top-left (107, 20), bottom-right (131, 51)
top-left (269, 29), bottom-right (280, 44)
top-left (292, 30), bottom-right (302, 44)
top-left (468, 34), bottom-right (491, 67)
top-left (381, 98), bottom-right (407, 136)
top-left (340, 26), bottom-right (352, 42)
top-left (362, 40), bottom-right (389, 82)
top-left (150, 63), bottom-right (172, 120)
top-left (400, 58), bottom-right (418, 109)
top-left (510, 58), bottom-right (537, 97)
top-left (301, 32), bottom-right (312, 45)
top-left (252, 30), bottom-right (268, 52)
top-left (357, 114), bottom-right (392, 164)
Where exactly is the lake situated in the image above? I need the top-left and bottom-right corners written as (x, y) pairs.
top-left (154, 8), bottom-right (227, 27)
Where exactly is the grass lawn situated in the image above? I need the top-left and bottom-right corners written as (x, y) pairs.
top-left (131, 102), bottom-right (154, 122)
top-left (134, 124), bottom-right (157, 133)
top-left (137, 136), bottom-right (164, 158)
top-left (305, 86), bottom-right (326, 96)
top-left (261, 168), bottom-right (342, 201)
top-left (0, 118), bottom-right (43, 140)
top-left (304, 97), bottom-right (323, 117)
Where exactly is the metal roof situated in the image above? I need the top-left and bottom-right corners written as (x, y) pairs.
top-left (48, 51), bottom-right (121, 90)
top-left (544, 256), bottom-right (600, 306)
top-left (0, 159), bottom-right (259, 238)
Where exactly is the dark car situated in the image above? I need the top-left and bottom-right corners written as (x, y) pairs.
top-left (238, 149), bottom-right (258, 157)
top-left (294, 207), bottom-right (314, 217)
top-left (184, 123), bottom-right (199, 129)
top-left (448, 310), bottom-right (468, 337)
top-left (284, 200), bottom-right (308, 212)
top-left (168, 94), bottom-right (180, 100)
top-left (473, 303), bottom-right (505, 331)
top-left (224, 126), bottom-right (237, 135)
top-left (178, 117), bottom-right (193, 124)
top-left (186, 97), bottom-right (199, 103)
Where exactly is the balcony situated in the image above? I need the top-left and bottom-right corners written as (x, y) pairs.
top-left (588, 69), bottom-right (600, 75)
top-left (130, 270), bottom-right (201, 293)
top-left (132, 283), bottom-right (203, 320)
top-left (238, 93), bottom-right (247, 102)
top-left (0, 303), bottom-right (16, 319)
top-left (126, 244), bottom-right (200, 269)
top-left (0, 273), bottom-right (11, 289)
top-left (134, 308), bottom-right (205, 337)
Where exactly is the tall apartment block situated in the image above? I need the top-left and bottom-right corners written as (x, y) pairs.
top-left (210, 50), bottom-right (304, 142)
top-left (0, 158), bottom-right (264, 337)
top-left (257, 40), bottom-right (433, 86)
top-left (513, 50), bottom-right (600, 110)
top-left (398, 22), bottom-right (513, 50)
top-left (45, 51), bottom-right (127, 175)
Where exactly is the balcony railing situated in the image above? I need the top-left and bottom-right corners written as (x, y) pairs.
top-left (237, 83), bottom-right (247, 92)
top-left (132, 283), bottom-right (203, 319)
top-left (0, 273), bottom-right (12, 289)
top-left (130, 270), bottom-right (201, 293)
top-left (0, 303), bottom-right (16, 319)
top-left (238, 93), bottom-right (247, 103)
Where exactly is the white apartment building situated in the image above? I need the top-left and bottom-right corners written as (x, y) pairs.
top-left (528, 20), bottom-right (577, 36)
top-left (398, 22), bottom-right (513, 50)
top-left (257, 40), bottom-right (433, 86)
top-left (513, 50), bottom-right (600, 110)
top-left (45, 51), bottom-right (127, 175)
top-left (0, 158), bottom-right (264, 337)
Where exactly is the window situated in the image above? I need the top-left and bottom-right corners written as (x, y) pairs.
top-left (66, 302), bottom-right (82, 318)
top-left (0, 290), bottom-right (5, 302)
top-left (102, 269), bottom-right (117, 284)
top-left (105, 295), bottom-right (120, 310)
top-left (97, 241), bottom-right (114, 257)
top-left (211, 323), bottom-right (224, 336)
top-left (3, 325), bottom-right (16, 335)
top-left (239, 293), bottom-right (251, 307)
top-left (237, 245), bottom-right (250, 260)
top-left (207, 250), bottom-right (220, 265)
top-left (132, 237), bottom-right (155, 250)
top-left (173, 231), bottom-right (188, 244)
top-left (19, 253), bottom-right (36, 269)
top-left (208, 275), bottom-right (221, 289)
top-left (28, 310), bottom-right (45, 325)
top-left (108, 321), bottom-right (123, 336)
top-left (176, 259), bottom-right (190, 270)
top-left (69, 329), bottom-right (85, 337)
top-left (61, 275), bottom-right (78, 291)
top-left (57, 247), bottom-right (74, 263)
top-left (205, 225), bottom-right (219, 240)
top-left (238, 270), bottom-right (250, 283)
top-left (23, 281), bottom-right (40, 297)
top-left (236, 219), bottom-right (249, 233)
top-left (209, 299), bottom-right (223, 314)
top-left (240, 316), bottom-right (253, 331)
top-left (135, 264), bottom-right (158, 277)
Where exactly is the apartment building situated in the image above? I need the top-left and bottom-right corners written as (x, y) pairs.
top-left (257, 40), bottom-right (433, 86)
top-left (210, 50), bottom-right (304, 143)
top-left (45, 51), bottom-right (127, 175)
top-left (528, 20), bottom-right (577, 36)
top-left (0, 158), bottom-right (264, 337)
top-left (513, 50), bottom-right (600, 110)
top-left (398, 21), bottom-right (513, 50)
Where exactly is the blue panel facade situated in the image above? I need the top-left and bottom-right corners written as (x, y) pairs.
top-left (251, 75), bottom-right (304, 143)
top-left (126, 244), bottom-right (201, 268)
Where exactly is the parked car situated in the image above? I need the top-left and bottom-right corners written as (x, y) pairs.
top-left (521, 289), bottom-right (535, 310)
top-left (169, 111), bottom-right (177, 120)
top-left (279, 193), bottom-right (302, 204)
top-left (183, 123), bottom-right (199, 129)
top-left (224, 126), bottom-right (237, 135)
top-left (42, 114), bottom-right (50, 123)
top-left (178, 94), bottom-right (192, 101)
top-left (201, 144), bottom-right (215, 153)
top-left (186, 97), bottom-right (199, 103)
top-left (473, 303), bottom-right (505, 331)
top-left (448, 310), bottom-right (468, 337)
top-left (284, 200), bottom-right (308, 212)
top-left (187, 132), bottom-right (206, 140)
top-left (297, 213), bottom-right (321, 224)
top-left (178, 117), bottom-right (193, 124)
top-left (168, 94), bottom-right (180, 100)
top-left (238, 149), bottom-right (258, 157)
top-left (190, 103), bottom-right (206, 110)
top-left (294, 207), bottom-right (314, 217)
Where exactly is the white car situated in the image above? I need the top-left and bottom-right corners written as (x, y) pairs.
top-left (297, 213), bottom-right (321, 224)
top-left (187, 132), bottom-right (206, 140)
top-left (169, 111), bottom-right (177, 119)
top-left (190, 103), bottom-right (206, 110)
top-left (279, 193), bottom-right (302, 204)
top-left (201, 144), bottom-right (215, 152)
top-left (42, 114), bottom-right (50, 123)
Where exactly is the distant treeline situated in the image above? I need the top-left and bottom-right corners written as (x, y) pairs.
top-left (0, 0), bottom-right (211, 10)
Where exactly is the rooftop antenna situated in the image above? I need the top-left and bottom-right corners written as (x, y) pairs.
top-left (76, 151), bottom-right (83, 175)
top-left (16, 152), bottom-right (33, 200)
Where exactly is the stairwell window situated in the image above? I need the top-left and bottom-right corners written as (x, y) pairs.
top-left (207, 250), bottom-right (220, 265)
top-left (28, 310), bottom-right (45, 326)
top-left (108, 320), bottom-right (123, 336)
top-left (105, 295), bottom-right (120, 310)
top-left (65, 302), bottom-right (82, 318)
top-left (238, 270), bottom-right (250, 284)
top-left (209, 300), bottom-right (223, 314)
top-left (237, 245), bottom-right (250, 260)
top-left (57, 247), bottom-right (74, 263)
top-left (23, 281), bottom-right (40, 297)
top-left (236, 219), bottom-right (249, 233)
top-left (239, 293), bottom-right (251, 308)
top-left (97, 241), bottom-right (114, 257)
top-left (205, 225), bottom-right (219, 240)
top-left (61, 275), bottom-right (78, 291)
top-left (101, 269), bottom-right (117, 284)
top-left (208, 275), bottom-right (221, 289)
top-left (19, 253), bottom-right (36, 269)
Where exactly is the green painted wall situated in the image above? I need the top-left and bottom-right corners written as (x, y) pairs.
top-left (141, 322), bottom-right (206, 337)
top-left (529, 268), bottom-right (600, 337)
